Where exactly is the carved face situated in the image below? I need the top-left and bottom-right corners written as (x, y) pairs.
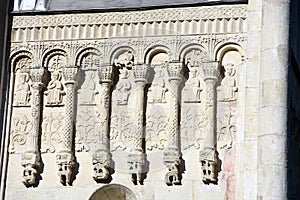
top-left (23, 166), bottom-right (38, 186)
top-left (52, 72), bottom-right (59, 80)
top-left (190, 67), bottom-right (198, 78)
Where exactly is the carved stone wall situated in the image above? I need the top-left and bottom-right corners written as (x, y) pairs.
top-left (4, 4), bottom-right (248, 200)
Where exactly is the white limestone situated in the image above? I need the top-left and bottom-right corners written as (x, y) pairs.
top-left (1, 2), bottom-right (291, 200)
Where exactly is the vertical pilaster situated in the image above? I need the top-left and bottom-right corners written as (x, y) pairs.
top-left (92, 64), bottom-right (114, 183)
top-left (21, 67), bottom-right (44, 187)
top-left (258, 1), bottom-right (290, 199)
top-left (163, 61), bottom-right (182, 186)
top-left (199, 61), bottom-right (218, 184)
top-left (56, 66), bottom-right (78, 186)
top-left (127, 63), bottom-right (148, 185)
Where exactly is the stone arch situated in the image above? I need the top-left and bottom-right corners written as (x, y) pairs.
top-left (42, 49), bottom-right (68, 71)
top-left (144, 45), bottom-right (171, 65)
top-left (89, 184), bottom-right (137, 200)
top-left (75, 47), bottom-right (102, 67)
top-left (109, 46), bottom-right (136, 65)
top-left (9, 50), bottom-right (33, 73)
top-left (179, 43), bottom-right (208, 63)
top-left (214, 43), bottom-right (244, 62)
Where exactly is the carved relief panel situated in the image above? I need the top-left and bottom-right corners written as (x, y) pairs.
top-left (146, 52), bottom-right (171, 151)
top-left (10, 54), bottom-right (33, 153)
top-left (41, 51), bottom-right (68, 154)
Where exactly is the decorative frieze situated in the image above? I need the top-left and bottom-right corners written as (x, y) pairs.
top-left (11, 5), bottom-right (247, 42)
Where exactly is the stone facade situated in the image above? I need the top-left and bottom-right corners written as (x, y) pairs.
top-left (0, 0), bottom-right (299, 199)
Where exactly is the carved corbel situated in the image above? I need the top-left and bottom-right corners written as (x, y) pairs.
top-left (92, 149), bottom-right (111, 182)
top-left (21, 67), bottom-right (44, 187)
top-left (92, 65), bottom-right (114, 183)
top-left (163, 61), bottom-right (183, 185)
top-left (127, 63), bottom-right (149, 185)
top-left (199, 61), bottom-right (219, 184)
top-left (56, 66), bottom-right (79, 186)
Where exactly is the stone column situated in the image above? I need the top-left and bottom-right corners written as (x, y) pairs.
top-left (163, 61), bottom-right (182, 186)
top-left (258, 1), bottom-right (290, 199)
top-left (92, 65), bottom-right (114, 183)
top-left (56, 66), bottom-right (78, 186)
top-left (21, 67), bottom-right (44, 187)
top-left (127, 63), bottom-right (148, 185)
top-left (199, 61), bottom-right (218, 184)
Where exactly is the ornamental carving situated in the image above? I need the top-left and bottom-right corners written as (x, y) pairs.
top-left (181, 107), bottom-right (207, 150)
top-left (218, 110), bottom-right (236, 150)
top-left (9, 114), bottom-right (32, 153)
top-left (8, 6), bottom-right (246, 187)
top-left (146, 112), bottom-right (168, 151)
top-left (41, 113), bottom-right (63, 153)
top-left (110, 113), bottom-right (133, 151)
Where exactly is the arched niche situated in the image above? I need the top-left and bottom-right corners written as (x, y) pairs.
top-left (10, 51), bottom-right (33, 73)
top-left (216, 44), bottom-right (243, 103)
top-left (89, 184), bottom-right (137, 200)
top-left (42, 49), bottom-right (67, 72)
top-left (109, 46), bottom-right (136, 66)
top-left (75, 47), bottom-right (102, 69)
top-left (144, 45), bottom-right (170, 65)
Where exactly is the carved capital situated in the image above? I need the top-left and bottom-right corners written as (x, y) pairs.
top-left (56, 151), bottom-right (75, 186)
top-left (92, 149), bottom-right (111, 182)
top-left (201, 61), bottom-right (219, 82)
top-left (133, 63), bottom-right (149, 84)
top-left (98, 65), bottom-right (114, 84)
top-left (167, 61), bottom-right (183, 85)
top-left (29, 67), bottom-right (45, 86)
top-left (127, 152), bottom-right (146, 185)
top-left (21, 151), bottom-right (40, 187)
top-left (62, 66), bottom-right (79, 84)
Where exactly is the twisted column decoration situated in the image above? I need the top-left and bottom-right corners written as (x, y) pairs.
top-left (92, 64), bottom-right (114, 183)
top-left (21, 67), bottom-right (44, 187)
top-left (127, 63), bottom-right (149, 185)
top-left (199, 61), bottom-right (219, 184)
top-left (56, 66), bottom-right (78, 186)
top-left (163, 61), bottom-right (182, 186)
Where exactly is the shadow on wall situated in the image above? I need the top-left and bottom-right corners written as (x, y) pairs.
top-left (288, 0), bottom-right (300, 199)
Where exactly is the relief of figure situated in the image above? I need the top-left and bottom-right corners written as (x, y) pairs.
top-left (116, 67), bottom-right (131, 105)
top-left (148, 65), bottom-right (168, 103)
top-left (183, 67), bottom-right (202, 103)
top-left (217, 63), bottom-right (238, 102)
top-left (78, 71), bottom-right (98, 105)
top-left (45, 70), bottom-right (65, 106)
top-left (14, 72), bottom-right (31, 106)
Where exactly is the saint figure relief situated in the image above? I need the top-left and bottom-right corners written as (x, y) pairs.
top-left (217, 63), bottom-right (238, 102)
top-left (45, 70), bottom-right (65, 106)
top-left (183, 67), bottom-right (202, 103)
top-left (148, 65), bottom-right (168, 103)
top-left (78, 71), bottom-right (98, 105)
top-left (14, 72), bottom-right (31, 106)
top-left (116, 67), bottom-right (131, 105)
